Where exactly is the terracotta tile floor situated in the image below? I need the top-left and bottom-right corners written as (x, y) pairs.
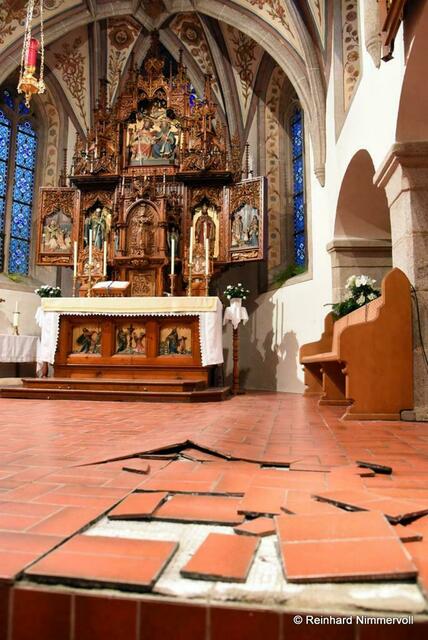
top-left (0, 392), bottom-right (428, 604)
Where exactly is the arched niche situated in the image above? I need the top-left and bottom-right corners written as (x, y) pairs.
top-left (328, 149), bottom-right (392, 301)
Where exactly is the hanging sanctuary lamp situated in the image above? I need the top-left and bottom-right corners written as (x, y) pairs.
top-left (17, 0), bottom-right (46, 107)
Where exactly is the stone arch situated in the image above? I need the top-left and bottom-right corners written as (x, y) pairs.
top-left (328, 149), bottom-right (392, 301)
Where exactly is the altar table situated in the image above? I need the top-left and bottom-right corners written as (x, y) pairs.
top-left (36, 297), bottom-right (224, 381)
top-left (0, 334), bottom-right (38, 363)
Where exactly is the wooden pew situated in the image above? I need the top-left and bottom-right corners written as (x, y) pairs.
top-left (299, 268), bottom-right (413, 420)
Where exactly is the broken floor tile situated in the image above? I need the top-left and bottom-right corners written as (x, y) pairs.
top-left (356, 460), bottom-right (393, 475)
top-left (25, 535), bottom-right (178, 591)
top-left (107, 492), bottom-right (168, 520)
top-left (180, 533), bottom-right (259, 582)
top-left (152, 494), bottom-right (244, 525)
top-left (122, 460), bottom-right (151, 475)
top-left (393, 523), bottom-right (423, 543)
top-left (280, 538), bottom-right (417, 583)
top-left (234, 517), bottom-right (275, 537)
top-left (238, 487), bottom-right (288, 516)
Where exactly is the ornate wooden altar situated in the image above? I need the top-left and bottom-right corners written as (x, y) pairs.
top-left (35, 32), bottom-right (266, 297)
top-left (16, 32), bottom-right (268, 402)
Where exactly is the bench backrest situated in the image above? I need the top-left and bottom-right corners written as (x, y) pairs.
top-left (331, 298), bottom-right (382, 355)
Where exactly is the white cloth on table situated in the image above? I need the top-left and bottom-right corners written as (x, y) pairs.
top-left (0, 334), bottom-right (39, 363)
top-left (35, 307), bottom-right (60, 366)
top-left (223, 299), bottom-right (249, 330)
top-left (35, 297), bottom-right (224, 368)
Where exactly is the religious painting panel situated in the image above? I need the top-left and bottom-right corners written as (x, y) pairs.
top-left (71, 324), bottom-right (102, 355)
top-left (125, 101), bottom-right (180, 167)
top-left (37, 188), bottom-right (80, 266)
top-left (227, 177), bottom-right (266, 263)
top-left (159, 325), bottom-right (192, 356)
top-left (115, 321), bottom-right (147, 355)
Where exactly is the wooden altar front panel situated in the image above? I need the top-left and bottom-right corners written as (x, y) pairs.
top-left (54, 315), bottom-right (209, 382)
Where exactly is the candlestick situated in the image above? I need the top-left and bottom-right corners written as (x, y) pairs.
top-left (187, 262), bottom-right (193, 297)
top-left (103, 240), bottom-right (107, 277)
top-left (87, 261), bottom-right (93, 298)
top-left (171, 237), bottom-right (175, 276)
top-left (12, 311), bottom-right (20, 335)
top-left (73, 241), bottom-right (78, 277)
top-left (189, 226), bottom-right (194, 264)
top-left (169, 273), bottom-right (176, 297)
top-left (205, 237), bottom-right (209, 276)
top-left (88, 229), bottom-right (93, 265)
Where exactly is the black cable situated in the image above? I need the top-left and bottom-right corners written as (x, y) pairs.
top-left (411, 285), bottom-right (428, 372)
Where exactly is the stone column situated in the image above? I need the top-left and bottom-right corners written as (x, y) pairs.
top-left (375, 142), bottom-right (428, 421)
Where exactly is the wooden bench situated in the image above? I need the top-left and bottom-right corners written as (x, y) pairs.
top-left (299, 268), bottom-right (413, 420)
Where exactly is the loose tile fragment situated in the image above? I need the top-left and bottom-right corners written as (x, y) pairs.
top-left (122, 460), bottom-right (151, 475)
top-left (25, 535), bottom-right (178, 591)
top-left (356, 460), bottom-right (393, 475)
top-left (108, 492), bottom-right (168, 520)
top-left (181, 533), bottom-right (259, 582)
top-left (234, 517), bottom-right (275, 537)
top-left (152, 494), bottom-right (244, 525)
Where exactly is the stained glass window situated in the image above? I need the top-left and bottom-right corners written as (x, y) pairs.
top-left (0, 89), bottom-right (37, 275)
top-left (0, 109), bottom-right (11, 270)
top-left (290, 107), bottom-right (306, 267)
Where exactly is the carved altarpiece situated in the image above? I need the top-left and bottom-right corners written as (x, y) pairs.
top-left (36, 32), bottom-right (267, 296)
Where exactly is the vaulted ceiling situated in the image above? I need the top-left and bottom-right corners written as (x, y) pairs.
top-left (0, 1), bottom-right (328, 180)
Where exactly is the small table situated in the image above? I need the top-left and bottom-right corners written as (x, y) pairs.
top-left (0, 334), bottom-right (39, 375)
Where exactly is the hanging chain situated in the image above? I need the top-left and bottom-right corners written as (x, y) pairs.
top-left (39, 0), bottom-right (45, 92)
top-left (19, 0), bottom-right (35, 87)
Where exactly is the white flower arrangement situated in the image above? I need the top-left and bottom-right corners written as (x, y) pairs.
top-left (224, 283), bottom-right (250, 300)
top-left (332, 274), bottom-right (380, 318)
top-left (35, 285), bottom-right (62, 298)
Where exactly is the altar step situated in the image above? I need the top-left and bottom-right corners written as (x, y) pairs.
top-left (0, 377), bottom-right (231, 403)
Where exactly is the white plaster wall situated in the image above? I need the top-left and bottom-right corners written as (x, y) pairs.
top-left (234, 6), bottom-right (406, 393)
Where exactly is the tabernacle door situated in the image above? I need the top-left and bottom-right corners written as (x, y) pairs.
top-left (225, 177), bottom-right (266, 264)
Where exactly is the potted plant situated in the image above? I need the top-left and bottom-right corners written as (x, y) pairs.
top-left (331, 275), bottom-right (380, 319)
top-left (35, 285), bottom-right (62, 298)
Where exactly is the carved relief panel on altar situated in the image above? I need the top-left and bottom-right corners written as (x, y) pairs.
top-left (115, 322), bottom-right (147, 355)
top-left (159, 326), bottom-right (192, 356)
top-left (37, 188), bottom-right (80, 266)
top-left (126, 102), bottom-right (180, 167)
top-left (72, 324), bottom-right (102, 355)
top-left (226, 177), bottom-right (266, 263)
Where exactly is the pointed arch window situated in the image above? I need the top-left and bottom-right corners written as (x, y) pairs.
top-left (0, 88), bottom-right (37, 275)
top-left (290, 106), bottom-right (306, 267)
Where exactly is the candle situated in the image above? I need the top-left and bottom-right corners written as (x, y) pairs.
top-left (189, 227), bottom-right (194, 264)
top-left (15, 301), bottom-right (18, 313)
top-left (25, 38), bottom-right (39, 69)
top-left (205, 237), bottom-right (209, 276)
top-left (103, 240), bottom-right (107, 276)
top-left (13, 312), bottom-right (19, 329)
top-left (42, 233), bottom-right (46, 248)
top-left (73, 241), bottom-right (78, 277)
top-left (204, 222), bottom-right (207, 241)
top-left (88, 229), bottom-right (93, 265)
top-left (121, 176), bottom-right (125, 195)
top-left (171, 237), bottom-right (175, 276)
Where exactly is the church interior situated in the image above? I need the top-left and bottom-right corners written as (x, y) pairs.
top-left (0, 0), bottom-right (428, 637)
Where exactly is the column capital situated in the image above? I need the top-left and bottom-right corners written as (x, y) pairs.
top-left (374, 141), bottom-right (428, 206)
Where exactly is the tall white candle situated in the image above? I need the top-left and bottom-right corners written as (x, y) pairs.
top-left (204, 222), bottom-right (207, 241)
top-left (189, 227), bottom-right (194, 264)
top-left (15, 301), bottom-right (18, 313)
top-left (88, 229), bottom-right (93, 265)
top-left (73, 241), bottom-right (78, 277)
top-left (205, 237), bottom-right (209, 276)
top-left (103, 240), bottom-right (107, 276)
top-left (171, 237), bottom-right (175, 275)
top-left (12, 312), bottom-right (19, 329)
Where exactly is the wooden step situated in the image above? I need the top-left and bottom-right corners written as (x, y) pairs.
top-left (0, 385), bottom-right (231, 403)
top-left (21, 377), bottom-right (207, 393)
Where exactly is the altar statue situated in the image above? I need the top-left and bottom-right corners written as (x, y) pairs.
top-left (152, 118), bottom-right (177, 159)
top-left (194, 203), bottom-right (217, 255)
top-left (84, 207), bottom-right (111, 249)
top-left (129, 113), bottom-right (154, 162)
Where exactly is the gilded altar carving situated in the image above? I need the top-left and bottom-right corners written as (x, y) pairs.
top-left (37, 188), bottom-right (79, 266)
top-left (131, 272), bottom-right (156, 296)
top-left (127, 203), bottom-right (157, 257)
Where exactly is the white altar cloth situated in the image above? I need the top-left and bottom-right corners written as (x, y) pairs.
top-left (35, 296), bottom-right (224, 368)
top-left (0, 334), bottom-right (38, 363)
